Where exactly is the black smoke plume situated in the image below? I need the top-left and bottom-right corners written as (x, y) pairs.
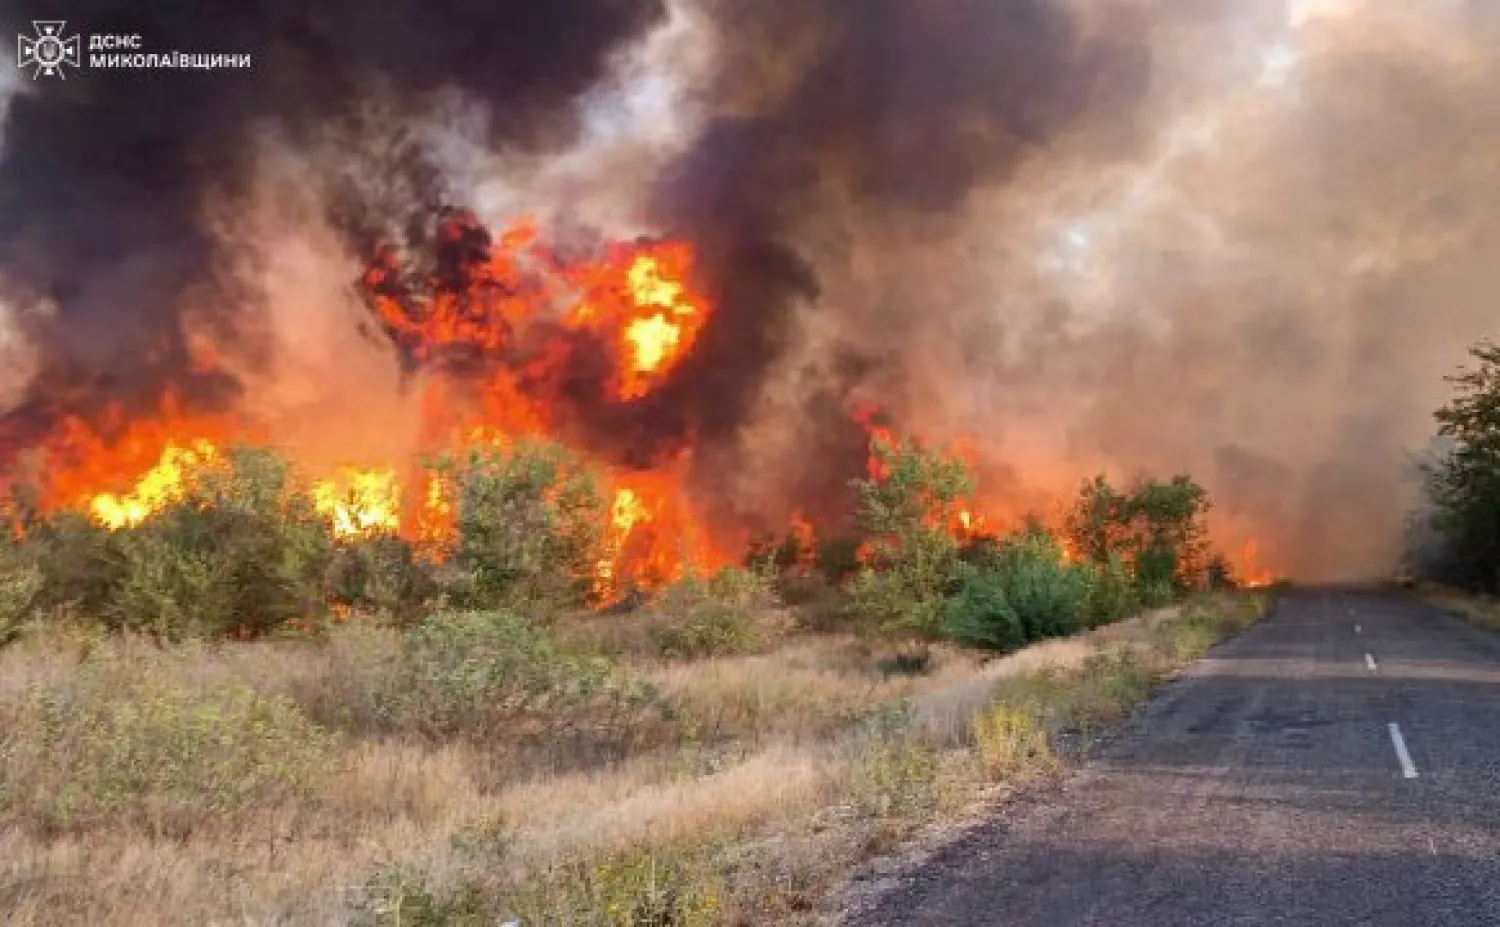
top-left (0, 0), bottom-right (664, 444)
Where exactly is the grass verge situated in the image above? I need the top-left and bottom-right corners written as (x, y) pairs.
top-left (0, 592), bottom-right (1270, 925)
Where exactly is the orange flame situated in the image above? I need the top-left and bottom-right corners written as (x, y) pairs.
top-left (312, 468), bottom-right (402, 539)
top-left (1235, 538), bottom-right (1277, 588)
top-left (5, 216), bottom-right (729, 597)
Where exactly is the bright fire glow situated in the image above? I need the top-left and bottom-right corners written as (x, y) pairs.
top-left (1236, 538), bottom-right (1277, 587)
top-left (312, 468), bottom-right (402, 539)
top-left (4, 216), bottom-right (727, 599)
top-left (90, 440), bottom-right (219, 529)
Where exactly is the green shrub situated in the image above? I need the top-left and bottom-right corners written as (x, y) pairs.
top-left (28, 510), bottom-right (122, 618)
top-left (501, 844), bottom-right (725, 927)
top-left (1068, 649), bottom-right (1158, 733)
top-left (846, 437), bottom-right (973, 641)
top-left (441, 441), bottom-right (608, 613)
top-left (972, 534), bottom-right (1088, 641)
top-left (1139, 577), bottom-right (1177, 609)
top-left (942, 565), bottom-right (1025, 652)
top-left (107, 447), bottom-right (335, 640)
top-left (357, 867), bottom-right (489, 927)
top-left (374, 610), bottom-right (661, 748)
top-left (327, 534), bottom-right (436, 625)
top-left (0, 542), bottom-right (42, 645)
top-left (971, 700), bottom-right (1057, 780)
top-left (1418, 343), bottom-right (1500, 591)
top-left (847, 706), bottom-right (939, 821)
top-left (651, 568), bottom-right (767, 660)
top-left (0, 649), bottom-right (335, 836)
top-left (1082, 551), bottom-right (1140, 628)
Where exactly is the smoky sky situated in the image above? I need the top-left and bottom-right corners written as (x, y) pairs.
top-left (2, 0), bottom-right (1495, 580)
top-left (644, 0), bottom-right (1151, 524)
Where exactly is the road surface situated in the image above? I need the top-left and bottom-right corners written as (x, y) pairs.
top-left (851, 589), bottom-right (1500, 926)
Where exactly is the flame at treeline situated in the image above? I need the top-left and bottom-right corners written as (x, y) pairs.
top-left (0, 210), bottom-right (1275, 594)
top-left (0, 211), bottom-right (729, 597)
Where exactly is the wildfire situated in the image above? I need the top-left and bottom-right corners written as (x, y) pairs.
top-left (89, 439), bottom-right (220, 529)
top-left (1235, 538), bottom-right (1277, 588)
top-left (312, 468), bottom-right (402, 539)
top-left (1, 214), bottom-right (728, 599)
top-left (567, 244), bottom-right (708, 400)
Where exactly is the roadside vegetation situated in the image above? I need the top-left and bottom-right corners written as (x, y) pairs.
top-left (0, 433), bottom-right (1270, 924)
top-left (1409, 340), bottom-right (1500, 617)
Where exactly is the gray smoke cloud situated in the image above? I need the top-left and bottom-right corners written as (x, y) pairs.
top-left (736, 0), bottom-right (1500, 579)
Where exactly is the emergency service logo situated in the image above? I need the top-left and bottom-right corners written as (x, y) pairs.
top-left (16, 21), bottom-right (81, 80)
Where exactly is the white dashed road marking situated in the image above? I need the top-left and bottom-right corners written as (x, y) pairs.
top-left (1388, 723), bottom-right (1419, 779)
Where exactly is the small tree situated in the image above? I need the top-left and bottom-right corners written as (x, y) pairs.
top-left (443, 441), bottom-right (609, 614)
top-left (1064, 476), bottom-right (1129, 565)
top-left (1064, 473), bottom-right (1212, 597)
top-left (846, 436), bottom-right (974, 643)
top-left (1128, 476), bottom-right (1212, 594)
top-left (1422, 343), bottom-right (1500, 591)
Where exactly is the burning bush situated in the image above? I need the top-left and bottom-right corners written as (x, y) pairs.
top-left (1064, 473), bottom-right (1214, 595)
top-left (106, 447), bottom-right (336, 640)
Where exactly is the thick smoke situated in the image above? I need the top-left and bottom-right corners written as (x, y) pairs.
top-left (647, 0), bottom-right (1151, 527)
top-left (1, 0), bottom-right (1497, 579)
top-left (0, 0), bottom-right (665, 434)
top-left (664, 0), bottom-right (1500, 579)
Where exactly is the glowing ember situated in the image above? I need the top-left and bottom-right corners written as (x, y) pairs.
top-left (312, 468), bottom-right (402, 539)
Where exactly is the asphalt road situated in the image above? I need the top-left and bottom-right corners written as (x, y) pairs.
top-left (853, 589), bottom-right (1500, 926)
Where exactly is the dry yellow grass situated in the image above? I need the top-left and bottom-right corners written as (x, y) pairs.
top-left (1418, 583), bottom-right (1500, 631)
top-left (0, 596), bottom-right (1266, 924)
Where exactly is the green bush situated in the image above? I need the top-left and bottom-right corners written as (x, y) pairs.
top-left (104, 447), bottom-right (335, 640)
top-left (441, 441), bottom-right (608, 613)
top-left (1419, 343), bottom-right (1500, 591)
top-left (28, 510), bottom-right (123, 618)
top-left (1082, 551), bottom-right (1140, 628)
top-left (0, 541), bottom-right (42, 645)
top-left (848, 707), bottom-right (939, 821)
top-left (500, 844), bottom-right (725, 927)
top-left (650, 568), bottom-right (768, 660)
top-left (1139, 577), bottom-right (1177, 609)
top-left (942, 565), bottom-right (1025, 652)
top-left (357, 867), bottom-right (489, 927)
top-left (0, 650), bottom-right (335, 836)
top-left (845, 437), bottom-right (973, 641)
top-left (327, 533), bottom-right (436, 625)
top-left (972, 534), bottom-right (1088, 641)
top-left (971, 700), bottom-right (1057, 780)
top-left (375, 610), bottom-right (661, 746)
